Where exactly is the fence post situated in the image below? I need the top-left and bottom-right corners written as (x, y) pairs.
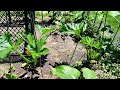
top-left (29, 11), bottom-right (35, 34)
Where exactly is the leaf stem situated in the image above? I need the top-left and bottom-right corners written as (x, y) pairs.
top-left (69, 42), bottom-right (79, 65)
top-left (15, 49), bottom-right (31, 63)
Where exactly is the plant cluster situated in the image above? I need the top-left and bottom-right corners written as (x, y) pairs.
top-left (0, 25), bottom-right (54, 79)
top-left (0, 11), bottom-right (119, 79)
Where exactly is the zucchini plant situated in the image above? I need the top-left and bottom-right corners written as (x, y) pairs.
top-left (0, 25), bottom-right (54, 79)
top-left (80, 36), bottom-right (102, 61)
top-left (17, 25), bottom-right (54, 78)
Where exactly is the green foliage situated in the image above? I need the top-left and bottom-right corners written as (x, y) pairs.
top-left (80, 36), bottom-right (94, 47)
top-left (80, 36), bottom-right (102, 60)
top-left (81, 36), bottom-right (103, 49)
top-left (25, 33), bottom-right (48, 59)
top-left (35, 24), bottom-right (55, 36)
top-left (106, 11), bottom-right (120, 31)
top-left (5, 73), bottom-right (18, 79)
top-left (52, 65), bottom-right (80, 79)
top-left (87, 49), bottom-right (100, 60)
top-left (20, 25), bottom-right (50, 67)
top-left (57, 11), bottom-right (120, 68)
top-left (60, 22), bottom-right (85, 37)
top-left (52, 64), bottom-right (96, 79)
top-left (4, 64), bottom-right (18, 79)
top-left (0, 33), bottom-right (22, 59)
top-left (0, 11), bottom-right (120, 79)
top-left (9, 64), bottom-right (16, 71)
top-left (0, 25), bottom-right (50, 69)
top-left (82, 68), bottom-right (96, 79)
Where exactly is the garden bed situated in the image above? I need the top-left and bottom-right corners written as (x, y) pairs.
top-left (0, 11), bottom-right (120, 79)
top-left (0, 31), bottom-right (87, 79)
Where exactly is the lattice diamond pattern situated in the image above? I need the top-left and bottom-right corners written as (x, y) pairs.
top-left (0, 11), bottom-right (26, 54)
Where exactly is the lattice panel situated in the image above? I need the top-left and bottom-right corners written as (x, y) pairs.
top-left (8, 27), bottom-right (26, 54)
top-left (0, 11), bottom-right (26, 54)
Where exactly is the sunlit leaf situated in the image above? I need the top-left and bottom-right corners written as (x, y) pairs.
top-left (35, 24), bottom-right (54, 35)
top-left (0, 39), bottom-right (12, 59)
top-left (109, 11), bottom-right (120, 17)
top-left (39, 48), bottom-right (49, 55)
top-left (52, 65), bottom-right (80, 79)
top-left (82, 68), bottom-right (96, 79)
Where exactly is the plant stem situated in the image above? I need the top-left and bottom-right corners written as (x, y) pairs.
top-left (15, 49), bottom-right (31, 63)
top-left (40, 56), bottom-right (43, 79)
top-left (110, 25), bottom-right (120, 45)
top-left (31, 71), bottom-right (33, 79)
top-left (42, 11), bottom-right (43, 21)
top-left (103, 11), bottom-right (108, 36)
top-left (93, 11), bottom-right (98, 25)
top-left (9, 55), bottom-right (12, 78)
top-left (69, 42), bottom-right (79, 64)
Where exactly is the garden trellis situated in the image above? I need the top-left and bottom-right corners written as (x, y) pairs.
top-left (0, 11), bottom-right (35, 61)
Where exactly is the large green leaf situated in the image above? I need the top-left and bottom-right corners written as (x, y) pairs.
top-left (35, 25), bottom-right (43, 35)
top-left (1, 32), bottom-right (12, 45)
top-left (35, 25), bottom-right (54, 35)
top-left (80, 36), bottom-right (94, 47)
top-left (26, 36), bottom-right (48, 59)
top-left (52, 65), bottom-right (81, 79)
top-left (106, 11), bottom-right (120, 31)
top-left (81, 36), bottom-right (103, 49)
top-left (36, 36), bottom-right (48, 51)
top-left (26, 33), bottom-right (36, 48)
top-left (109, 11), bottom-right (120, 17)
top-left (0, 40), bottom-right (12, 59)
top-left (30, 48), bottom-right (49, 59)
top-left (13, 38), bottom-right (23, 49)
top-left (39, 48), bottom-right (49, 55)
top-left (60, 22), bottom-right (84, 36)
top-left (0, 47), bottom-right (12, 59)
top-left (93, 41), bottom-right (103, 49)
top-left (82, 68), bottom-right (96, 79)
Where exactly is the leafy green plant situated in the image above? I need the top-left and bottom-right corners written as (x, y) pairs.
top-left (22, 25), bottom-right (54, 68)
top-left (60, 22), bottom-right (86, 38)
top-left (51, 64), bottom-right (96, 79)
top-left (3, 64), bottom-right (18, 79)
top-left (0, 24), bottom-right (54, 78)
top-left (52, 11), bottom-right (119, 79)
top-left (23, 33), bottom-right (48, 67)
top-left (5, 73), bottom-right (18, 79)
top-left (87, 49), bottom-right (100, 60)
top-left (80, 36), bottom-right (102, 61)
top-left (55, 11), bottom-right (119, 65)
top-left (0, 32), bottom-right (24, 63)
top-left (81, 36), bottom-right (103, 49)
